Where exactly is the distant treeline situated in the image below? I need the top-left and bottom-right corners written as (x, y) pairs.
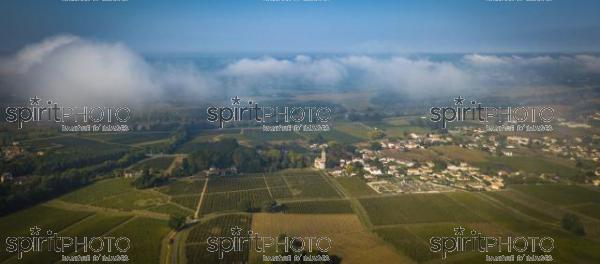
top-left (187, 138), bottom-right (310, 173)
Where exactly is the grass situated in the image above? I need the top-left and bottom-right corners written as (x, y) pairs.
top-left (158, 179), bottom-right (205, 195)
top-left (334, 122), bottom-right (372, 139)
top-left (207, 176), bottom-right (267, 193)
top-left (91, 190), bottom-right (167, 210)
top-left (108, 217), bottom-right (170, 264)
top-left (185, 214), bottom-right (252, 263)
top-left (569, 203), bottom-right (600, 220)
top-left (60, 177), bottom-right (134, 204)
top-left (281, 200), bottom-right (354, 214)
top-left (480, 156), bottom-right (583, 179)
top-left (359, 193), bottom-right (483, 225)
top-left (200, 189), bottom-right (272, 214)
top-left (0, 205), bottom-right (93, 262)
top-left (511, 184), bottom-right (600, 206)
top-left (85, 131), bottom-right (171, 145)
top-left (335, 176), bottom-right (376, 197)
top-left (249, 213), bottom-right (409, 263)
top-left (431, 145), bottom-right (490, 162)
top-left (60, 177), bottom-right (168, 211)
top-left (171, 195), bottom-right (200, 210)
top-left (148, 203), bottom-right (193, 217)
top-left (129, 156), bottom-right (175, 171)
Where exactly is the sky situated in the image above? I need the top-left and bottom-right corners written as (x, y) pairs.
top-left (1, 0), bottom-right (600, 54)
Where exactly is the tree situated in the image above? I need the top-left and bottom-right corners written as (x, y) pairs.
top-left (369, 141), bottom-right (382, 151)
top-left (168, 215), bottom-right (186, 230)
top-left (433, 160), bottom-right (447, 172)
top-left (368, 129), bottom-right (386, 140)
top-left (561, 213), bottom-right (585, 236)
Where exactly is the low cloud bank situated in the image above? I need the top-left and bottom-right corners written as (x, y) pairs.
top-left (1, 35), bottom-right (599, 104)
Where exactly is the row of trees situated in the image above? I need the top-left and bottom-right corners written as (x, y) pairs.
top-left (0, 150), bottom-right (147, 216)
top-left (187, 138), bottom-right (312, 174)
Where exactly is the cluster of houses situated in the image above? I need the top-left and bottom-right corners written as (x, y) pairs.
top-left (329, 141), bottom-right (506, 193)
top-left (1, 142), bottom-right (24, 161)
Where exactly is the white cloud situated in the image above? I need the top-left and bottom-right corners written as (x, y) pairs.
top-left (223, 55), bottom-right (346, 87)
top-left (3, 35), bottom-right (600, 103)
top-left (0, 35), bottom-right (216, 104)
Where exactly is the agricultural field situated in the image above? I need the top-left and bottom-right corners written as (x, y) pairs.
top-left (84, 131), bottom-right (172, 145)
top-left (430, 145), bottom-right (490, 163)
top-left (248, 213), bottom-right (410, 264)
top-left (510, 184), bottom-right (600, 206)
top-left (478, 156), bottom-right (584, 180)
top-left (129, 156), bottom-right (175, 171)
top-left (281, 200), bottom-right (354, 214)
top-left (359, 193), bottom-right (483, 225)
top-left (200, 189), bottom-right (272, 214)
top-left (207, 176), bottom-right (267, 193)
top-left (0, 205), bottom-right (93, 262)
top-left (333, 122), bottom-right (372, 139)
top-left (147, 203), bottom-right (194, 217)
top-left (171, 195), bottom-right (201, 211)
top-left (241, 128), bottom-right (302, 143)
top-left (5, 214), bottom-right (133, 264)
top-left (22, 136), bottom-right (128, 160)
top-left (334, 176), bottom-right (376, 197)
top-left (363, 188), bottom-right (600, 263)
top-left (0, 202), bottom-right (167, 264)
top-left (59, 177), bottom-right (169, 211)
top-left (108, 217), bottom-right (170, 264)
top-left (273, 169), bottom-right (341, 199)
top-left (158, 179), bottom-right (205, 196)
top-left (185, 214), bottom-right (252, 263)
top-left (300, 129), bottom-right (363, 144)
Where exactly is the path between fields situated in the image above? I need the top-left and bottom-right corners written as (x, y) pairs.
top-left (194, 177), bottom-right (209, 219)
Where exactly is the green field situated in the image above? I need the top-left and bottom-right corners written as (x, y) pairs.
top-left (60, 177), bottom-right (168, 211)
top-left (0, 206), bottom-right (93, 262)
top-left (158, 179), bottom-right (205, 195)
top-left (360, 193), bottom-right (483, 225)
top-left (85, 131), bottom-right (171, 145)
top-left (281, 200), bottom-right (354, 214)
top-left (364, 188), bottom-right (600, 263)
top-left (108, 217), bottom-right (170, 264)
top-left (335, 176), bottom-right (376, 197)
top-left (479, 156), bottom-right (583, 179)
top-left (200, 189), bottom-right (272, 214)
top-left (511, 184), bottom-right (600, 206)
top-left (130, 156), bottom-right (175, 171)
top-left (185, 214), bottom-right (252, 263)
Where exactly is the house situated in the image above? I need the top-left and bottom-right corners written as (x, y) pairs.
top-left (1, 172), bottom-right (14, 183)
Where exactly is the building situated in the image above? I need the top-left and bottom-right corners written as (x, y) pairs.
top-left (1, 172), bottom-right (14, 183)
top-left (314, 148), bottom-right (326, 169)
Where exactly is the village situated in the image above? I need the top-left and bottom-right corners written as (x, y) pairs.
top-left (320, 124), bottom-right (600, 194)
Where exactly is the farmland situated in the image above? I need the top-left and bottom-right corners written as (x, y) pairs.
top-left (129, 156), bottom-right (175, 171)
top-left (360, 187), bottom-right (600, 263)
top-left (185, 214), bottom-right (252, 263)
top-left (2, 139), bottom-right (599, 264)
top-left (85, 131), bottom-right (172, 145)
top-left (281, 200), bottom-right (354, 214)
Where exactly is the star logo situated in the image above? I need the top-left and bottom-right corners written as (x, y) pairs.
top-left (454, 96), bottom-right (465, 105)
top-left (453, 226), bottom-right (465, 236)
top-left (30, 96), bottom-right (41, 105)
top-left (30, 226), bottom-right (41, 236)
top-left (230, 226), bottom-right (243, 236)
top-left (231, 96), bottom-right (241, 105)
